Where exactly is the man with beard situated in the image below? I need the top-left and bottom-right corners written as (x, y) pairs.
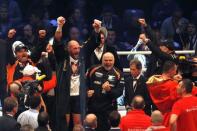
top-left (51, 17), bottom-right (101, 131)
top-left (86, 52), bottom-right (124, 131)
top-left (6, 29), bottom-right (52, 85)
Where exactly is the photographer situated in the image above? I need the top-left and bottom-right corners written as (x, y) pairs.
top-left (9, 77), bottom-right (47, 118)
top-left (183, 56), bottom-right (197, 86)
top-left (6, 29), bottom-right (52, 86)
top-left (191, 57), bottom-right (197, 86)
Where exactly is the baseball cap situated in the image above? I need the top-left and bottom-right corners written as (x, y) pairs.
top-left (12, 41), bottom-right (29, 57)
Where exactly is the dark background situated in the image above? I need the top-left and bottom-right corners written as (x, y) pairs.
top-left (17, 0), bottom-right (196, 20)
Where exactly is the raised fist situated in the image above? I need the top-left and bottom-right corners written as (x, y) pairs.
top-left (139, 33), bottom-right (149, 44)
top-left (139, 33), bottom-right (146, 40)
top-left (8, 29), bottom-right (16, 39)
top-left (138, 18), bottom-right (147, 27)
top-left (57, 16), bottom-right (66, 27)
top-left (46, 44), bottom-right (53, 53)
top-left (92, 19), bottom-right (102, 33)
top-left (173, 74), bottom-right (182, 81)
top-left (39, 30), bottom-right (46, 38)
top-left (41, 52), bottom-right (48, 58)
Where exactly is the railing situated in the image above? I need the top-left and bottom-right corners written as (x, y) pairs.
top-left (117, 50), bottom-right (196, 72)
top-left (117, 50), bottom-right (195, 55)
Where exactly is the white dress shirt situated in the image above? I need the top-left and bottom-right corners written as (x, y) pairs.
top-left (94, 45), bottom-right (104, 61)
top-left (70, 56), bottom-right (80, 96)
top-left (17, 109), bottom-right (39, 129)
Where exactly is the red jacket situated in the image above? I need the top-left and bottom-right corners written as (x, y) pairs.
top-left (146, 75), bottom-right (179, 127)
top-left (120, 109), bottom-right (151, 131)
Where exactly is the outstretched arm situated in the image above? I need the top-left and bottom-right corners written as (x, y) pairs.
top-left (83, 19), bottom-right (102, 55)
top-left (140, 34), bottom-right (177, 62)
top-left (30, 29), bottom-right (49, 63)
top-left (52, 16), bottom-right (68, 63)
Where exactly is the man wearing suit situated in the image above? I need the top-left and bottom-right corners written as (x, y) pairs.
top-left (86, 52), bottom-right (124, 131)
top-left (124, 59), bottom-right (152, 115)
top-left (86, 27), bottom-right (122, 71)
top-left (0, 97), bottom-right (20, 131)
top-left (52, 17), bottom-right (101, 131)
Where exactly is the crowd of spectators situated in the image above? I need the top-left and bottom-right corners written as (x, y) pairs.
top-left (0, 0), bottom-right (197, 131)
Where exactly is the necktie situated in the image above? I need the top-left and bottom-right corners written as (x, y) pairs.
top-left (133, 78), bottom-right (138, 93)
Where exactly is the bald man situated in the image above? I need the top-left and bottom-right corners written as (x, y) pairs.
top-left (86, 52), bottom-right (124, 131)
top-left (146, 110), bottom-right (169, 131)
top-left (53, 17), bottom-right (102, 131)
top-left (120, 96), bottom-right (151, 131)
top-left (84, 114), bottom-right (97, 130)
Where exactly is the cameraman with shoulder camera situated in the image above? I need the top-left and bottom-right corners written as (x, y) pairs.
top-left (9, 77), bottom-right (47, 118)
top-left (185, 56), bottom-right (197, 86)
top-left (6, 28), bottom-right (52, 88)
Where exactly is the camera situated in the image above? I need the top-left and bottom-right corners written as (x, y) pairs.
top-left (22, 80), bottom-right (42, 96)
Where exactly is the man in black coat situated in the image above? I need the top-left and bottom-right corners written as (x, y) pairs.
top-left (124, 59), bottom-right (152, 115)
top-left (138, 19), bottom-right (178, 77)
top-left (86, 52), bottom-right (124, 131)
top-left (52, 17), bottom-right (101, 131)
top-left (0, 97), bottom-right (20, 131)
top-left (86, 27), bottom-right (122, 71)
top-left (0, 39), bottom-right (8, 107)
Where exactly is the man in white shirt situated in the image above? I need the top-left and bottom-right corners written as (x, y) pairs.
top-left (124, 59), bottom-right (152, 115)
top-left (17, 95), bottom-right (41, 129)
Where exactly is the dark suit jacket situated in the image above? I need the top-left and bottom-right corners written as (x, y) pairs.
top-left (87, 44), bottom-right (122, 71)
top-left (124, 75), bottom-right (152, 115)
top-left (0, 114), bottom-right (20, 131)
top-left (144, 25), bottom-right (178, 77)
